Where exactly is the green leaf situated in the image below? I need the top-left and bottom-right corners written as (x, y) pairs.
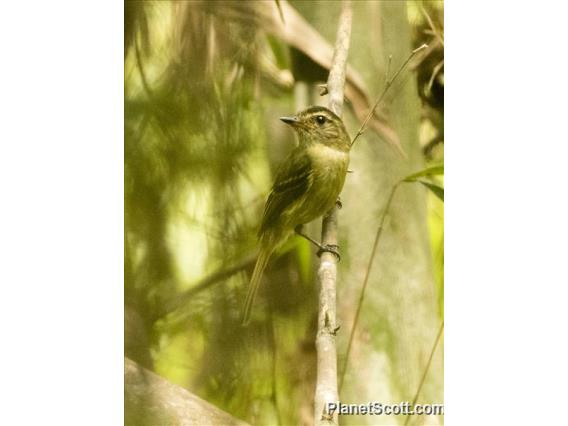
top-left (419, 180), bottom-right (444, 201)
top-left (402, 164), bottom-right (444, 182)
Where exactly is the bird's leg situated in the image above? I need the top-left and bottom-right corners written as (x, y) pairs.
top-left (294, 225), bottom-right (341, 261)
top-left (294, 224), bottom-right (323, 249)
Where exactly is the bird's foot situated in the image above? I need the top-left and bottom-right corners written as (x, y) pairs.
top-left (317, 244), bottom-right (341, 261)
top-left (336, 197), bottom-right (343, 209)
top-left (295, 225), bottom-right (341, 261)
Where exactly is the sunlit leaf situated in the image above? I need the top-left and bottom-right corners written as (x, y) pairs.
top-left (402, 164), bottom-right (444, 182)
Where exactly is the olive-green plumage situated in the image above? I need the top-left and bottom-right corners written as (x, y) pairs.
top-left (242, 106), bottom-right (351, 325)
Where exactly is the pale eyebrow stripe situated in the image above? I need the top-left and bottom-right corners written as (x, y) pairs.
top-left (304, 109), bottom-right (335, 120)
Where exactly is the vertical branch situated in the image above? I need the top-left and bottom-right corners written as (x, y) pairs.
top-left (326, 2), bottom-right (351, 117)
top-left (314, 2), bottom-right (352, 425)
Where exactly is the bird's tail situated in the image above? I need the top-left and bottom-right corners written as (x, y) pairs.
top-left (241, 246), bottom-right (274, 326)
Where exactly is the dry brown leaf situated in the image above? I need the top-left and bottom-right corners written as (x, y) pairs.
top-left (202, 0), bottom-right (403, 155)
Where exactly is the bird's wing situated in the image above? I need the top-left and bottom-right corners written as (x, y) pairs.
top-left (259, 148), bottom-right (313, 236)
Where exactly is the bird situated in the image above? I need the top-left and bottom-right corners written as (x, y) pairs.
top-left (241, 105), bottom-right (351, 325)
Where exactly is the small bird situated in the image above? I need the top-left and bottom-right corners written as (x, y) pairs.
top-left (242, 105), bottom-right (351, 325)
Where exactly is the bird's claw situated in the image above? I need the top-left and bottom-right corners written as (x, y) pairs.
top-left (336, 197), bottom-right (343, 209)
top-left (317, 244), bottom-right (340, 261)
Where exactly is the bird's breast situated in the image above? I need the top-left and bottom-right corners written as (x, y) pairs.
top-left (286, 144), bottom-right (349, 226)
top-left (307, 144), bottom-right (349, 178)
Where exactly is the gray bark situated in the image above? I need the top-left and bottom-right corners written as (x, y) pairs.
top-left (125, 358), bottom-right (250, 426)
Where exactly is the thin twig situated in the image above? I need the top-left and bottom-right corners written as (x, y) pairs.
top-left (409, 38), bottom-right (441, 72)
top-left (350, 44), bottom-right (428, 148)
top-left (420, 4), bottom-right (443, 47)
top-left (339, 174), bottom-right (444, 391)
top-left (339, 181), bottom-right (401, 391)
top-left (403, 321), bottom-right (444, 426)
top-left (426, 59), bottom-right (444, 97)
top-left (314, 2), bottom-right (352, 425)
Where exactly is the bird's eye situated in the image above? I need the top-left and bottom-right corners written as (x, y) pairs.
top-left (315, 115), bottom-right (326, 125)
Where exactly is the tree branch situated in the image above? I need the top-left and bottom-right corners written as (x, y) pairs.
top-left (125, 357), bottom-right (250, 426)
top-left (314, 2), bottom-right (352, 425)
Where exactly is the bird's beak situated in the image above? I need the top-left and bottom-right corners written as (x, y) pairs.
top-left (280, 116), bottom-right (300, 126)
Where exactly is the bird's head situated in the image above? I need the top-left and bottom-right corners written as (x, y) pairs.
top-left (280, 106), bottom-right (350, 151)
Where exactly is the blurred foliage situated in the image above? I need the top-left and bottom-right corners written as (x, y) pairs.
top-left (125, 1), bottom-right (444, 425)
top-left (409, 0), bottom-right (444, 318)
